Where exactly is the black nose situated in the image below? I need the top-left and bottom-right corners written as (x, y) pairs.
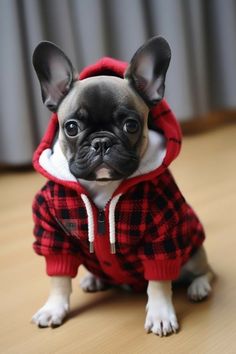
top-left (91, 137), bottom-right (112, 154)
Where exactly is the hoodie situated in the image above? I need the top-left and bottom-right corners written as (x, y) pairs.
top-left (32, 57), bottom-right (205, 291)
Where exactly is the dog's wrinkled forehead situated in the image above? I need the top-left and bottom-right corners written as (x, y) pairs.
top-left (58, 76), bottom-right (149, 122)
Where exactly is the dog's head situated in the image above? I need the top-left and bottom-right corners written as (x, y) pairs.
top-left (33, 37), bottom-right (171, 181)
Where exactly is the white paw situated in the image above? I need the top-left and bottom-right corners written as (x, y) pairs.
top-left (80, 273), bottom-right (108, 292)
top-left (188, 274), bottom-right (212, 302)
top-left (31, 296), bottom-right (69, 327)
top-left (145, 300), bottom-right (179, 336)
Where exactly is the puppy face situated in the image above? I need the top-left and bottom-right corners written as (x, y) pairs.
top-left (57, 76), bottom-right (149, 181)
top-left (33, 37), bottom-right (171, 181)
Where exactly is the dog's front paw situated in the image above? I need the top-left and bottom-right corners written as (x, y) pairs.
top-left (145, 300), bottom-right (179, 336)
top-left (31, 296), bottom-right (69, 328)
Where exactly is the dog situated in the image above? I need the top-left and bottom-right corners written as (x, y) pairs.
top-left (31, 36), bottom-right (213, 336)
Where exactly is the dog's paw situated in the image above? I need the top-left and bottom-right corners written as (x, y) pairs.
top-left (145, 300), bottom-right (179, 336)
top-left (80, 273), bottom-right (109, 292)
top-left (31, 296), bottom-right (69, 327)
top-left (187, 274), bottom-right (212, 302)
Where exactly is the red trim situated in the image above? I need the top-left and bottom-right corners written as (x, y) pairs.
top-left (143, 259), bottom-right (182, 281)
top-left (45, 254), bottom-right (81, 278)
top-left (79, 57), bottom-right (127, 80)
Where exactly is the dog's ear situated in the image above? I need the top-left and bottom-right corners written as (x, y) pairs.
top-left (125, 36), bottom-right (171, 106)
top-left (32, 41), bottom-right (76, 112)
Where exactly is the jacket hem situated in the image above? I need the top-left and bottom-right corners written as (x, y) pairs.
top-left (143, 259), bottom-right (181, 281)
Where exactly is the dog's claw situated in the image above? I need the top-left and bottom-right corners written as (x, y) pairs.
top-left (145, 316), bottom-right (179, 336)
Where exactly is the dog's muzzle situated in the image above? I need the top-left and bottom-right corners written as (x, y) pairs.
top-left (69, 131), bottom-right (139, 181)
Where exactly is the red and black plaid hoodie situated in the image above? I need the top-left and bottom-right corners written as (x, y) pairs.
top-left (32, 57), bottom-right (205, 291)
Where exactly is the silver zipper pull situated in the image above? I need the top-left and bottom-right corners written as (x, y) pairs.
top-left (110, 243), bottom-right (116, 254)
top-left (89, 241), bottom-right (94, 253)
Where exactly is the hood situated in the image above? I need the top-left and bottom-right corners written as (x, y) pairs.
top-left (33, 57), bottom-right (182, 197)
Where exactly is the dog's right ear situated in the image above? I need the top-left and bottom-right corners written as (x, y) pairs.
top-left (125, 36), bottom-right (171, 107)
top-left (32, 41), bottom-right (76, 112)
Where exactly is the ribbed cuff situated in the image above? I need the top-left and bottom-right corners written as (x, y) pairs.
top-left (45, 254), bottom-right (81, 278)
top-left (143, 259), bottom-right (181, 281)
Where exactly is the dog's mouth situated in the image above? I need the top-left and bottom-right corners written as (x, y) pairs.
top-left (69, 154), bottom-right (139, 182)
top-left (68, 130), bottom-right (141, 181)
top-left (68, 136), bottom-right (140, 181)
top-left (70, 161), bottom-right (127, 182)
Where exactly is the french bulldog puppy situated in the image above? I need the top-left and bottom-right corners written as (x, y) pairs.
top-left (31, 37), bottom-right (213, 335)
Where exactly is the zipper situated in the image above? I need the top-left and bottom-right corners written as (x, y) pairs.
top-left (97, 209), bottom-right (106, 235)
top-left (54, 217), bottom-right (71, 236)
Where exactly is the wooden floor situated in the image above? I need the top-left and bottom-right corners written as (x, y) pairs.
top-left (1, 124), bottom-right (236, 354)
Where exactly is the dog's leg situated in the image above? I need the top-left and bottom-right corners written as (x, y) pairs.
top-left (80, 271), bottom-right (109, 292)
top-left (145, 280), bottom-right (179, 336)
top-left (32, 276), bottom-right (71, 327)
top-left (180, 247), bottom-right (214, 301)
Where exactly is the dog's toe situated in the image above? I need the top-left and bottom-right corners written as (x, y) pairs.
top-left (161, 319), bottom-right (173, 336)
top-left (144, 317), bottom-right (153, 333)
top-left (37, 312), bottom-right (52, 327)
top-left (151, 321), bottom-right (163, 336)
top-left (50, 315), bottom-right (64, 327)
top-left (145, 316), bottom-right (179, 336)
top-left (32, 309), bottom-right (50, 327)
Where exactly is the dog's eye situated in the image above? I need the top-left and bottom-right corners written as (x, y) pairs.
top-left (123, 119), bottom-right (139, 134)
top-left (64, 120), bottom-right (79, 137)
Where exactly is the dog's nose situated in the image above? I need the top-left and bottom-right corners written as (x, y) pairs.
top-left (91, 137), bottom-right (112, 154)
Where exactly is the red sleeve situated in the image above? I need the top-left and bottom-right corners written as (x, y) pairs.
top-left (138, 222), bottom-right (185, 281)
top-left (32, 188), bottom-right (81, 277)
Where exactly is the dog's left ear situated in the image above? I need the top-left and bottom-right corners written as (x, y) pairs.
top-left (125, 36), bottom-right (171, 106)
top-left (32, 41), bottom-right (76, 112)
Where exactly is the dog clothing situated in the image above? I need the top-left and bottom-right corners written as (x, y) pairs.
top-left (32, 57), bottom-right (205, 291)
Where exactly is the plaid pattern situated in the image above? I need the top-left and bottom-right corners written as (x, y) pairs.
top-left (33, 170), bottom-right (205, 288)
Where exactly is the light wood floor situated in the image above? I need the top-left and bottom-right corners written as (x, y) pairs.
top-left (1, 124), bottom-right (236, 354)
